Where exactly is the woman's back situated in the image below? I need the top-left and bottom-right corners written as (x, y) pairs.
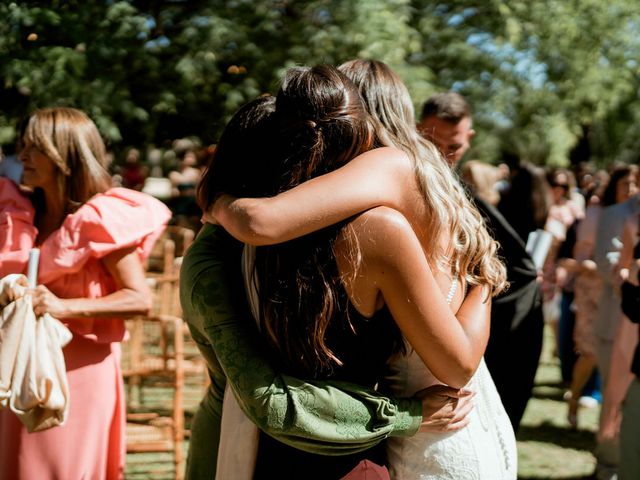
top-left (251, 199), bottom-right (462, 479)
top-left (250, 224), bottom-right (402, 478)
top-left (333, 155), bottom-right (466, 317)
top-left (253, 295), bottom-right (398, 479)
top-left (334, 205), bottom-right (517, 480)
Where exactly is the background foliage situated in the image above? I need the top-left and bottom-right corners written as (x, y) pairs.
top-left (2, 0), bottom-right (640, 166)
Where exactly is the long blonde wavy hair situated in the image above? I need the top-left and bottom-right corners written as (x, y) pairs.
top-left (339, 59), bottom-right (507, 295)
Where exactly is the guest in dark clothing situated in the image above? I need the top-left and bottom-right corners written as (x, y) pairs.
top-left (477, 198), bottom-right (544, 432)
top-left (420, 95), bottom-right (545, 431)
top-left (497, 162), bottom-right (550, 243)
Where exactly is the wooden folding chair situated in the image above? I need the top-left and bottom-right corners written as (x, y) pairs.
top-left (123, 313), bottom-right (185, 480)
top-left (123, 230), bottom-right (207, 478)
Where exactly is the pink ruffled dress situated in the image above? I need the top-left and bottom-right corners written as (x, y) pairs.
top-left (0, 179), bottom-right (36, 275)
top-left (0, 179), bottom-right (171, 480)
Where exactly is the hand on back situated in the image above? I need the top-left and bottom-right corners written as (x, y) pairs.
top-left (416, 384), bottom-right (475, 433)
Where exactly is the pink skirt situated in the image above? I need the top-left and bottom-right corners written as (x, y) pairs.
top-left (0, 335), bottom-right (125, 480)
top-left (341, 460), bottom-right (390, 480)
top-left (573, 272), bottom-right (603, 356)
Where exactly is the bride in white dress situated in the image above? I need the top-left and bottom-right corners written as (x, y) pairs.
top-left (208, 60), bottom-right (517, 479)
top-left (386, 279), bottom-right (517, 480)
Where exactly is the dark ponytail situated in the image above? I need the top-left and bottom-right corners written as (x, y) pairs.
top-left (256, 65), bottom-right (375, 376)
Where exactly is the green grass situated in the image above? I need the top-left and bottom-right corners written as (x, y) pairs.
top-left (126, 327), bottom-right (600, 479)
top-left (516, 327), bottom-right (599, 480)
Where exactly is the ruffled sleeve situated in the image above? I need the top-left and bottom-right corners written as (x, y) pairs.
top-left (0, 178), bottom-right (36, 277)
top-left (38, 188), bottom-right (172, 285)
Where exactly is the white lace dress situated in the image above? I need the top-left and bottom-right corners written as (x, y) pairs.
top-left (385, 281), bottom-right (518, 480)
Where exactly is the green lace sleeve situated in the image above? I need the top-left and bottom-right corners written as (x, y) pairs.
top-left (180, 225), bottom-right (421, 456)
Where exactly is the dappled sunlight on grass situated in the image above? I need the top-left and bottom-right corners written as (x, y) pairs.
top-left (516, 327), bottom-right (599, 479)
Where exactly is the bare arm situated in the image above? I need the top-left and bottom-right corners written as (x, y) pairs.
top-left (616, 217), bottom-right (638, 284)
top-left (355, 208), bottom-right (491, 388)
top-left (32, 246), bottom-right (152, 318)
top-left (598, 314), bottom-right (637, 444)
top-left (207, 147), bottom-right (413, 245)
top-left (181, 225), bottom-right (475, 463)
top-left (599, 244), bottom-right (639, 443)
top-left (573, 205), bottom-right (600, 262)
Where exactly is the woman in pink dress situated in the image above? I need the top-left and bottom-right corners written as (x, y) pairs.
top-left (567, 165), bottom-right (638, 428)
top-left (0, 108), bottom-right (171, 480)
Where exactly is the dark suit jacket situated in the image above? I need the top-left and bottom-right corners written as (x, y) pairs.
top-left (474, 196), bottom-right (544, 430)
top-left (474, 197), bottom-right (541, 331)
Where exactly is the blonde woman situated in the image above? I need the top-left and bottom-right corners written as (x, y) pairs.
top-left (461, 160), bottom-right (501, 206)
top-left (0, 108), bottom-right (170, 479)
top-left (206, 61), bottom-right (517, 479)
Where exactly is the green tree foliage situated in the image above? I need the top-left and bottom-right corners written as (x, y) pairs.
top-left (1, 0), bottom-right (639, 166)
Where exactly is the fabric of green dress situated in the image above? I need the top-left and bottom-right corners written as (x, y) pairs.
top-left (179, 224), bottom-right (421, 479)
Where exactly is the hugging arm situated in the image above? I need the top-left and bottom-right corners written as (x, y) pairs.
top-left (352, 208), bottom-right (491, 388)
top-left (183, 226), bottom-right (423, 456)
top-left (208, 143), bottom-right (491, 387)
top-left (207, 147), bottom-right (412, 245)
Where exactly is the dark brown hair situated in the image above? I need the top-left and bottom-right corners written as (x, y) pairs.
top-left (601, 164), bottom-right (638, 207)
top-left (256, 65), bottom-right (374, 376)
top-left (196, 96), bottom-right (278, 209)
top-left (273, 65), bottom-right (373, 192)
top-left (498, 162), bottom-right (551, 241)
top-left (421, 92), bottom-right (471, 124)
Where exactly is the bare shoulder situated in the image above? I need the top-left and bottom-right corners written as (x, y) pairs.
top-left (353, 205), bottom-right (412, 228)
top-left (352, 147), bottom-right (413, 172)
top-left (348, 206), bottom-right (418, 253)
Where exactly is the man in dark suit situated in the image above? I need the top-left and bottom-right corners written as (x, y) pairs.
top-left (419, 92), bottom-right (543, 432)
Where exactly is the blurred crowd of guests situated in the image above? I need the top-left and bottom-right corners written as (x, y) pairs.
top-left (109, 138), bottom-right (210, 233)
top-left (463, 154), bottom-right (639, 480)
top-left (1, 98), bottom-right (639, 479)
